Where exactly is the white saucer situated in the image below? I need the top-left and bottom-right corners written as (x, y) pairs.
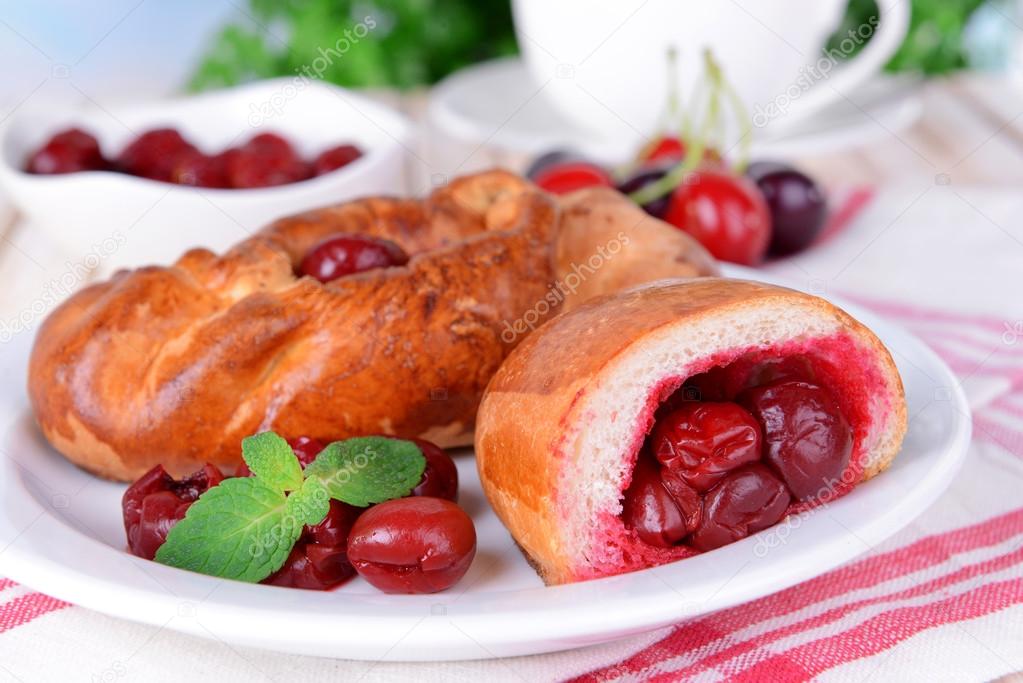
top-left (427, 57), bottom-right (923, 164)
top-left (0, 268), bottom-right (968, 661)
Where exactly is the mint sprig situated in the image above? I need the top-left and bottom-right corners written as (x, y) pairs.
top-left (304, 436), bottom-right (426, 507)
top-left (153, 432), bottom-right (426, 583)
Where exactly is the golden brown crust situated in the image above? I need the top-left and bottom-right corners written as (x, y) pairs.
top-left (475, 278), bottom-right (907, 584)
top-left (28, 171), bottom-right (717, 481)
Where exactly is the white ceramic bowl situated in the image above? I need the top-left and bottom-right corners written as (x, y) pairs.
top-left (0, 79), bottom-right (411, 272)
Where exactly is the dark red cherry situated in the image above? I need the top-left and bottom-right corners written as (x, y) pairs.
top-left (300, 234), bottom-right (409, 283)
top-left (26, 128), bottom-right (107, 174)
top-left (171, 151), bottom-right (230, 188)
top-left (617, 162), bottom-right (674, 218)
top-left (525, 149), bottom-right (580, 180)
top-left (746, 356), bottom-right (815, 388)
top-left (741, 380), bottom-right (852, 502)
top-left (650, 402), bottom-right (762, 492)
top-left (747, 161), bottom-right (827, 257)
top-left (117, 128), bottom-right (197, 182)
top-left (226, 133), bottom-right (311, 188)
top-left (263, 500), bottom-right (361, 590)
top-left (622, 452), bottom-right (700, 547)
top-left (690, 463), bottom-right (791, 551)
top-left (312, 144), bottom-right (363, 175)
top-left (122, 463), bottom-right (225, 560)
top-left (410, 439), bottom-right (458, 501)
top-left (347, 497), bottom-right (476, 593)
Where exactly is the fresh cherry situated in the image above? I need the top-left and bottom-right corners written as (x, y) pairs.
top-left (122, 463), bottom-right (225, 560)
top-left (663, 169), bottom-right (771, 265)
top-left (525, 149), bottom-right (580, 180)
top-left (226, 133), bottom-right (311, 188)
top-left (410, 439), bottom-right (458, 501)
top-left (347, 497), bottom-right (476, 594)
top-left (741, 380), bottom-right (852, 502)
top-left (617, 163), bottom-right (674, 219)
top-left (117, 128), bottom-right (198, 182)
top-left (312, 144), bottom-right (363, 176)
top-left (171, 151), bottom-right (230, 188)
top-left (264, 500), bottom-right (361, 590)
top-left (747, 161), bottom-right (827, 257)
top-left (689, 463), bottom-right (791, 551)
top-left (26, 128), bottom-right (107, 174)
top-left (532, 161), bottom-right (614, 196)
top-left (622, 451), bottom-right (701, 547)
top-left (642, 136), bottom-right (686, 163)
top-left (650, 402), bottom-right (763, 492)
top-left (300, 234), bottom-right (409, 283)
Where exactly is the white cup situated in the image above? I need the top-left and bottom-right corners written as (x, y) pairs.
top-left (512, 0), bottom-right (909, 146)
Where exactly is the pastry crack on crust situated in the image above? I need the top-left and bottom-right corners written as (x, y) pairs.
top-left (29, 170), bottom-right (717, 481)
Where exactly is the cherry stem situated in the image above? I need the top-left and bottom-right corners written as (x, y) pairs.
top-left (628, 51), bottom-right (723, 207)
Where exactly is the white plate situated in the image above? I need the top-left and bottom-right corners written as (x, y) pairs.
top-left (426, 57), bottom-right (922, 166)
top-left (0, 270), bottom-right (969, 661)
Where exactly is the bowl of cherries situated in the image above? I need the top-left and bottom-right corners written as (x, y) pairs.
top-left (0, 79), bottom-right (410, 271)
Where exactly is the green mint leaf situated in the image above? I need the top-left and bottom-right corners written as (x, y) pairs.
top-left (304, 436), bottom-right (426, 507)
top-left (241, 431), bottom-right (303, 491)
top-left (155, 477), bottom-right (302, 583)
top-left (287, 477), bottom-right (330, 527)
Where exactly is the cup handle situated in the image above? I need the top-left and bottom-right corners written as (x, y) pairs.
top-left (764, 0), bottom-right (910, 129)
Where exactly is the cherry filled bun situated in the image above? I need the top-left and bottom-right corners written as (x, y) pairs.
top-left (475, 278), bottom-right (907, 585)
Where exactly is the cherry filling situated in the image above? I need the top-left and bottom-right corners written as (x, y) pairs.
top-left (122, 435), bottom-right (459, 591)
top-left (122, 463), bottom-right (225, 560)
top-left (299, 234), bottom-right (409, 283)
top-left (264, 499), bottom-right (361, 589)
top-left (622, 356), bottom-right (854, 552)
top-left (741, 380), bottom-right (852, 502)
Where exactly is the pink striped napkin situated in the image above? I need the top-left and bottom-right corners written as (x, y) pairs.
top-left (3, 187), bottom-right (1022, 681)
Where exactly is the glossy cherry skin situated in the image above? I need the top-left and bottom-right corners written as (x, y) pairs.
top-left (226, 133), bottom-right (311, 188)
top-left (171, 151), bottom-right (230, 188)
top-left (122, 463), bottom-right (225, 560)
top-left (663, 170), bottom-right (771, 265)
top-left (264, 500), bottom-right (361, 590)
top-left (26, 128), bottom-right (107, 174)
top-left (650, 402), bottom-right (763, 492)
top-left (747, 162), bottom-right (827, 257)
top-left (622, 452), bottom-right (701, 547)
top-left (532, 162), bottom-right (614, 195)
top-left (312, 144), bottom-right (363, 176)
top-left (617, 163), bottom-right (673, 219)
top-left (300, 234), bottom-right (409, 283)
top-left (347, 497), bottom-right (476, 594)
top-left (410, 439), bottom-right (458, 501)
top-left (117, 128), bottom-right (197, 182)
top-left (690, 463), bottom-right (791, 551)
top-left (642, 136), bottom-right (686, 163)
top-left (741, 380), bottom-right (853, 502)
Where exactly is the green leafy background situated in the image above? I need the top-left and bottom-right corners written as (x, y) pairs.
top-left (189, 0), bottom-right (991, 92)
